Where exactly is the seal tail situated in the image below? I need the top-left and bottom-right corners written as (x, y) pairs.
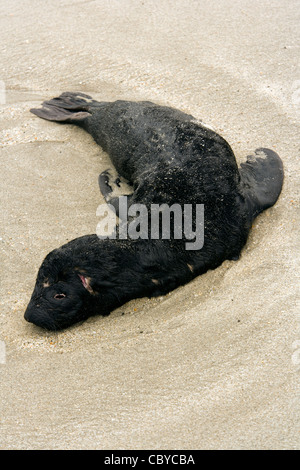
top-left (239, 148), bottom-right (284, 222)
top-left (30, 92), bottom-right (104, 124)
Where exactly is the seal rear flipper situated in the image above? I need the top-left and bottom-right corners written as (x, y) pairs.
top-left (43, 92), bottom-right (102, 111)
top-left (239, 148), bottom-right (284, 221)
top-left (30, 92), bottom-right (106, 124)
top-left (30, 104), bottom-right (90, 123)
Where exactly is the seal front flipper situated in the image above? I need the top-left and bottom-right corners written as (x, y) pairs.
top-left (99, 170), bottom-right (114, 199)
top-left (98, 169), bottom-right (134, 219)
top-left (239, 148), bottom-right (284, 223)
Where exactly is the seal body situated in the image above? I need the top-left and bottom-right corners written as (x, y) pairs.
top-left (24, 93), bottom-right (284, 330)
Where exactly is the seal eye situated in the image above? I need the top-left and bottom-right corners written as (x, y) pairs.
top-left (54, 293), bottom-right (66, 300)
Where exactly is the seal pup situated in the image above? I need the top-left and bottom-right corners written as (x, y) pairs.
top-left (24, 92), bottom-right (284, 330)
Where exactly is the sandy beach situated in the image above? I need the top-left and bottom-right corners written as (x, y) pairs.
top-left (0, 0), bottom-right (299, 449)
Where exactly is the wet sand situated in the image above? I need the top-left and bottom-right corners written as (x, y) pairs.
top-left (0, 0), bottom-right (299, 449)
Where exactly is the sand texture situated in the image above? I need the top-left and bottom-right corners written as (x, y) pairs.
top-left (0, 0), bottom-right (299, 450)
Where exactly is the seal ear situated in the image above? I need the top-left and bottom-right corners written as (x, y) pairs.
top-left (74, 267), bottom-right (116, 295)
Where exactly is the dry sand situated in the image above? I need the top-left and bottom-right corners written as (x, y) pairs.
top-left (0, 0), bottom-right (299, 450)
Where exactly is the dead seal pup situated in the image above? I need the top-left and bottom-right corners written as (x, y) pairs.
top-left (24, 92), bottom-right (284, 330)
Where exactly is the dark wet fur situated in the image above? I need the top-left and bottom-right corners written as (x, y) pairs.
top-left (25, 93), bottom-right (284, 330)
